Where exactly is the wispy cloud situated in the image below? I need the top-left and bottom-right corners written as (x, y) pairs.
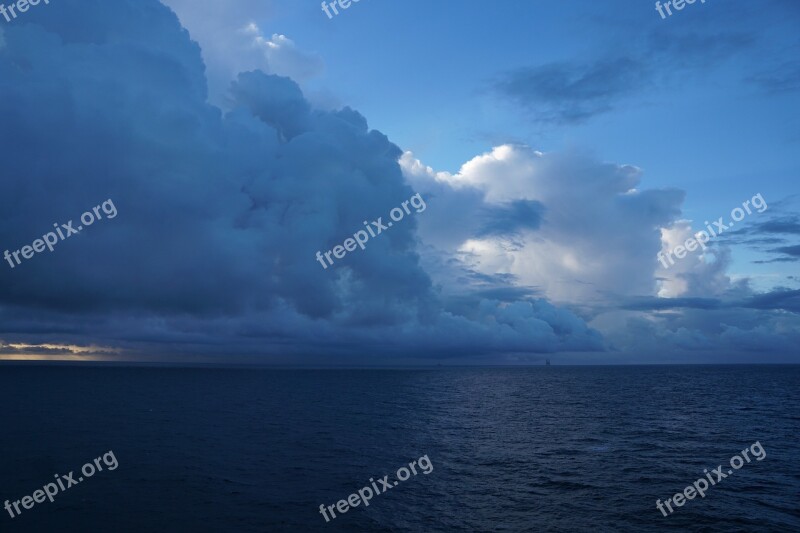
top-left (492, 24), bottom-right (756, 124)
top-left (493, 58), bottom-right (644, 124)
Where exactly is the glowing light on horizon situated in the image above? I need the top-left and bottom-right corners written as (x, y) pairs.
top-left (0, 343), bottom-right (122, 361)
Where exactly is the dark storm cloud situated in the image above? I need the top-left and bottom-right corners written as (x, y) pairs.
top-left (471, 286), bottom-right (539, 302)
top-left (0, 0), bottom-right (603, 359)
top-left (441, 269), bottom-right (540, 317)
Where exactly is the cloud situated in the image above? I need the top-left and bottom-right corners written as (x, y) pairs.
top-left (723, 200), bottom-right (800, 262)
top-left (493, 58), bottom-right (644, 124)
top-left (401, 146), bottom-right (800, 361)
top-left (753, 257), bottom-right (799, 264)
top-left (747, 60), bottom-right (800, 93)
top-left (771, 244), bottom-right (800, 257)
top-left (241, 25), bottom-right (324, 83)
top-left (743, 288), bottom-right (800, 313)
top-left (646, 29), bottom-right (755, 70)
top-left (477, 200), bottom-right (545, 237)
top-left (622, 289), bottom-right (800, 315)
top-left (492, 20), bottom-right (757, 123)
top-left (756, 217), bottom-right (800, 234)
top-left (1, 0), bottom-right (796, 363)
top-left (0, 0), bottom-right (602, 361)
top-left (161, 0), bottom-right (322, 104)
top-left (402, 145), bottom-right (684, 305)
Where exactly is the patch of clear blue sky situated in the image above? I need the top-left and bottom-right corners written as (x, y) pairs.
top-left (254, 0), bottom-right (799, 288)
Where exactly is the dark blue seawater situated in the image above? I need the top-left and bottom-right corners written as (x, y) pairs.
top-left (0, 365), bottom-right (798, 532)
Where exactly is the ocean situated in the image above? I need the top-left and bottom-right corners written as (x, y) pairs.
top-left (1, 365), bottom-right (798, 532)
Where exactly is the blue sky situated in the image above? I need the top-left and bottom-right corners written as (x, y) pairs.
top-left (0, 0), bottom-right (798, 363)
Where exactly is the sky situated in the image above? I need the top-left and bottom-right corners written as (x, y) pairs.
top-left (0, 0), bottom-right (798, 364)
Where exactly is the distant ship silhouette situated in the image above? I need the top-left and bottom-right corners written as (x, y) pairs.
top-left (545, 359), bottom-right (551, 366)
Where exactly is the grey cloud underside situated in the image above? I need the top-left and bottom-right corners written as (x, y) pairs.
top-left (476, 200), bottom-right (545, 237)
top-left (492, 14), bottom-right (761, 123)
top-left (605, 288), bottom-right (800, 358)
top-left (753, 257), bottom-right (800, 264)
top-left (493, 58), bottom-right (644, 124)
top-left (728, 214), bottom-right (800, 237)
top-left (723, 210), bottom-right (800, 262)
top-left (622, 289), bottom-right (800, 314)
top-left (771, 245), bottom-right (800, 257)
top-left (0, 0), bottom-right (603, 358)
